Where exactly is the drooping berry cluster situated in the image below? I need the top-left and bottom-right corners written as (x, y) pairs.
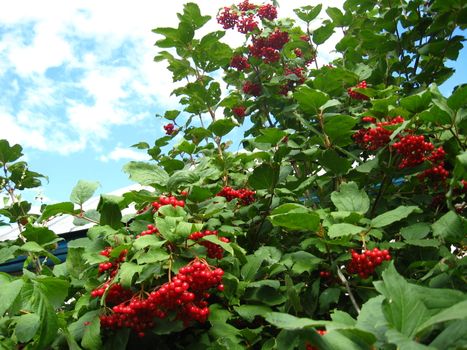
top-left (230, 55), bottom-right (251, 71)
top-left (319, 270), bottom-right (331, 279)
top-left (188, 230), bottom-right (230, 259)
top-left (347, 248), bottom-right (391, 279)
top-left (353, 116), bottom-right (405, 150)
top-left (163, 123), bottom-right (175, 135)
top-left (348, 80), bottom-right (369, 100)
top-left (280, 66), bottom-right (306, 94)
top-left (98, 247), bottom-right (127, 275)
top-left (216, 186), bottom-right (256, 205)
top-left (217, 1), bottom-right (277, 32)
top-left (418, 146), bottom-right (449, 183)
top-left (232, 105), bottom-right (247, 118)
top-left (248, 29), bottom-right (289, 63)
top-left (136, 224), bottom-right (159, 239)
top-left (361, 116), bottom-right (376, 123)
top-left (242, 81), bottom-right (262, 96)
top-left (99, 259), bottom-right (224, 336)
top-left (91, 282), bottom-right (133, 305)
top-left (306, 330), bottom-right (327, 350)
top-left (392, 134), bottom-right (435, 169)
top-left (151, 195), bottom-right (185, 212)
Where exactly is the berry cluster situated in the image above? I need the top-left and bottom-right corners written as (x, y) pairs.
top-left (392, 134), bottom-right (435, 169)
top-left (348, 80), bottom-right (369, 100)
top-left (306, 330), bottom-right (327, 350)
top-left (230, 55), bottom-right (251, 71)
top-left (361, 116), bottom-right (376, 123)
top-left (353, 116), bottom-right (405, 151)
top-left (151, 195), bottom-right (185, 212)
top-left (248, 29), bottom-right (289, 63)
top-left (217, 1), bottom-right (277, 33)
top-left (188, 230), bottom-right (230, 259)
top-left (418, 146), bottom-right (449, 183)
top-left (98, 247), bottom-right (127, 275)
top-left (280, 66), bottom-right (306, 94)
top-left (99, 259), bottom-right (224, 336)
top-left (216, 186), bottom-right (256, 205)
top-left (232, 105), bottom-right (247, 118)
top-left (257, 3), bottom-right (277, 20)
top-left (136, 224), bottom-right (159, 239)
top-left (319, 270), bottom-right (331, 279)
top-left (347, 248), bottom-right (391, 279)
top-left (242, 81), bottom-right (262, 96)
top-left (164, 123), bottom-right (175, 135)
top-left (91, 282), bottom-right (132, 305)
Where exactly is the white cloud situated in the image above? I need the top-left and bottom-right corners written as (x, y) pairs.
top-left (99, 146), bottom-right (150, 163)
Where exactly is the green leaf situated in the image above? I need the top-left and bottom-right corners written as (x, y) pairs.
top-left (328, 223), bottom-right (364, 238)
top-left (82, 314), bottom-right (102, 350)
top-left (0, 139), bottom-right (23, 164)
top-left (269, 204), bottom-right (320, 231)
top-left (241, 255), bottom-right (263, 281)
top-left (265, 312), bottom-right (326, 330)
top-left (15, 313), bottom-right (40, 343)
top-left (448, 85), bottom-right (467, 110)
top-left (0, 245), bottom-right (19, 264)
top-left (0, 279), bottom-right (24, 315)
top-left (177, 2), bottom-right (210, 29)
top-left (97, 195), bottom-right (122, 229)
top-left (319, 287), bottom-right (341, 312)
top-left (188, 186), bottom-right (213, 202)
top-left (209, 119), bottom-right (236, 137)
top-left (331, 182), bottom-right (370, 214)
top-left (417, 300), bottom-right (467, 335)
top-left (400, 93), bottom-right (432, 113)
top-left (313, 22), bottom-right (335, 45)
top-left (31, 287), bottom-right (59, 350)
top-left (432, 211), bottom-right (465, 242)
top-left (430, 319), bottom-right (467, 349)
top-left (39, 201), bottom-right (76, 222)
top-left (20, 241), bottom-right (45, 253)
top-left (371, 206), bottom-right (421, 228)
top-left (294, 86), bottom-right (329, 115)
top-left (35, 277), bottom-right (70, 308)
top-left (282, 251), bottom-right (322, 275)
top-left (376, 263), bottom-right (430, 337)
top-left (70, 180), bottom-right (100, 205)
top-left (319, 149), bottom-right (351, 174)
top-left (135, 246), bottom-right (169, 264)
top-left (167, 170), bottom-right (200, 192)
top-left (255, 128), bottom-right (287, 145)
top-left (234, 305), bottom-right (272, 322)
top-left (385, 329), bottom-right (433, 350)
top-left (324, 115), bottom-right (357, 146)
top-left (117, 263), bottom-right (143, 288)
top-left (294, 5), bottom-right (322, 23)
top-left (133, 235), bottom-right (166, 250)
top-left (248, 163), bottom-right (279, 190)
top-left (123, 161), bottom-right (169, 186)
top-left (22, 225), bottom-right (60, 245)
top-left (400, 223), bottom-right (431, 240)
top-left (285, 274), bottom-right (302, 313)
top-left (202, 235), bottom-right (233, 255)
top-left (356, 295), bottom-right (388, 344)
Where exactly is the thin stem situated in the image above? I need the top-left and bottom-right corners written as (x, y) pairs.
top-left (337, 266), bottom-right (361, 314)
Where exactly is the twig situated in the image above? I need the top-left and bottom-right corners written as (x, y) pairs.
top-left (337, 266), bottom-right (361, 314)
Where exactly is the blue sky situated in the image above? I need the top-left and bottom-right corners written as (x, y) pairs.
top-left (0, 1), bottom-right (465, 206)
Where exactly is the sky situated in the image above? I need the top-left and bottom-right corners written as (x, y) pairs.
top-left (0, 0), bottom-right (465, 206)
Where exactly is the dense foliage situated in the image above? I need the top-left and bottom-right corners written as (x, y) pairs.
top-left (1, 0), bottom-right (466, 349)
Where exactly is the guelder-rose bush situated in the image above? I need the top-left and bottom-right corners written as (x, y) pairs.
top-left (0, 0), bottom-right (466, 349)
